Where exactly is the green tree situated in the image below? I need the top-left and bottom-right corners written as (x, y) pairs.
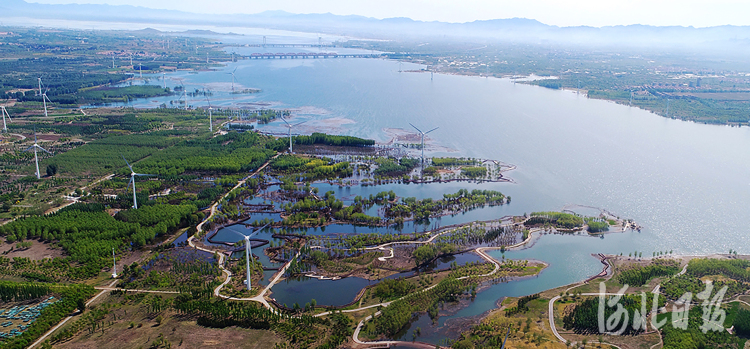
top-left (46, 164), bottom-right (58, 177)
top-left (77, 298), bottom-right (86, 312)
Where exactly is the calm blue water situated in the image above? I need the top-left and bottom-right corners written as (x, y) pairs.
top-left (134, 55), bottom-right (750, 256)
top-left (270, 275), bottom-right (373, 307)
top-left (107, 32), bottom-right (750, 344)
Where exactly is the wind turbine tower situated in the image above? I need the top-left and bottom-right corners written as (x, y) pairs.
top-left (206, 94), bottom-right (214, 132)
top-left (226, 224), bottom-right (269, 291)
top-left (122, 155), bottom-right (154, 209)
top-left (175, 80), bottom-right (188, 110)
top-left (409, 123), bottom-right (438, 168)
top-left (26, 132), bottom-right (52, 179)
top-left (1, 106), bottom-right (11, 132)
top-left (281, 116), bottom-right (305, 153)
top-left (42, 93), bottom-right (51, 117)
top-left (228, 68), bottom-right (238, 91)
top-left (111, 248), bottom-right (118, 278)
top-left (37, 78), bottom-right (53, 117)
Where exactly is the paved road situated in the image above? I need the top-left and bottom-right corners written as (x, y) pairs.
top-left (190, 153), bottom-right (282, 310)
top-left (333, 225), bottom-right (527, 347)
top-left (94, 287), bottom-right (179, 294)
top-left (548, 293), bottom-right (625, 349)
top-left (28, 279), bottom-right (118, 349)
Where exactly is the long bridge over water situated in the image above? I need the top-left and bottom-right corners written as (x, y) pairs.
top-left (248, 52), bottom-right (382, 59)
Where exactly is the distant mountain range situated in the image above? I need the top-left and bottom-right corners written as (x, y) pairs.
top-left (4, 0), bottom-right (750, 49)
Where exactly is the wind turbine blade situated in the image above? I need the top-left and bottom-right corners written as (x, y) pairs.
top-left (281, 117), bottom-right (291, 126)
top-left (247, 224), bottom-right (270, 238)
top-left (24, 146), bottom-right (35, 152)
top-left (409, 122), bottom-right (423, 134)
top-left (293, 120), bottom-right (306, 127)
top-left (134, 173), bottom-right (155, 177)
top-left (38, 145), bottom-right (53, 155)
top-left (224, 225), bottom-right (250, 240)
top-left (424, 127), bottom-right (439, 134)
top-left (233, 68), bottom-right (237, 74)
top-left (121, 154), bottom-right (134, 171)
top-left (128, 176), bottom-right (134, 190)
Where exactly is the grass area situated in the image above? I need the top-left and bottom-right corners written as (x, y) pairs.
top-left (50, 294), bottom-right (284, 349)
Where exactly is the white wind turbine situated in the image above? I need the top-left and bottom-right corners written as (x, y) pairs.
top-left (41, 91), bottom-right (52, 117)
top-left (25, 130), bottom-right (52, 179)
top-left (226, 224), bottom-right (269, 291)
top-left (228, 68), bottom-right (238, 91)
top-left (38, 78), bottom-right (53, 117)
top-left (409, 123), bottom-right (438, 168)
top-left (205, 93), bottom-right (214, 132)
top-left (122, 155), bottom-right (154, 209)
top-left (174, 79), bottom-right (188, 110)
top-left (111, 248), bottom-right (118, 278)
top-left (183, 83), bottom-right (189, 110)
top-left (281, 115), bottom-right (305, 153)
top-left (1, 106), bottom-right (11, 132)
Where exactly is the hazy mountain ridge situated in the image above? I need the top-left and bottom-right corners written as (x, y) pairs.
top-left (5, 0), bottom-right (750, 48)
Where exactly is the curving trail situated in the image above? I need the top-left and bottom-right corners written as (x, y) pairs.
top-left (189, 153), bottom-right (284, 309)
top-left (548, 293), bottom-right (627, 349)
top-left (195, 153), bottom-right (279, 233)
top-left (184, 172), bottom-right (543, 347)
top-left (340, 227), bottom-right (539, 347)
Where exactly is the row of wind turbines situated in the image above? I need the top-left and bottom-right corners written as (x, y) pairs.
top-left (1, 78), bottom-right (54, 180)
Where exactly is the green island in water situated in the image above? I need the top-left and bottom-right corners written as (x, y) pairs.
top-left (0, 23), bottom-right (747, 349)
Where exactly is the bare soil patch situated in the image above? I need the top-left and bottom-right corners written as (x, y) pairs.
top-left (0, 240), bottom-right (63, 260)
top-left (54, 295), bottom-right (284, 349)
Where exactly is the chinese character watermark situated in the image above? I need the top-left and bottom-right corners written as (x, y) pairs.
top-left (597, 281), bottom-right (727, 334)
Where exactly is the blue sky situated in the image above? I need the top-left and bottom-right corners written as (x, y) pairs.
top-left (31, 0), bottom-right (750, 27)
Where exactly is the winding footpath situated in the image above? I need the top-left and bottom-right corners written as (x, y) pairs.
top-left (189, 153), bottom-right (286, 310)
top-left (548, 293), bottom-right (624, 349)
top-left (336, 226), bottom-right (542, 347)
top-left (28, 156), bottom-right (280, 347)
